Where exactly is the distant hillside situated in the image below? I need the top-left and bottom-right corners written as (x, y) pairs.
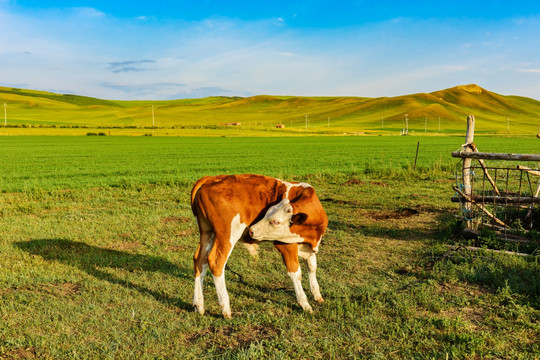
top-left (0, 87), bottom-right (122, 107)
top-left (1, 84), bottom-right (539, 134)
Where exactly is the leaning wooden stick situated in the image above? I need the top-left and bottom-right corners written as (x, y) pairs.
top-left (517, 165), bottom-right (540, 177)
top-left (453, 186), bottom-right (508, 227)
top-left (469, 142), bottom-right (500, 196)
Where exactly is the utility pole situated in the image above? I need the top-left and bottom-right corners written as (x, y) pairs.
top-left (405, 114), bottom-right (409, 135)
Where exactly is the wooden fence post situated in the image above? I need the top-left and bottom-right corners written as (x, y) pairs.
top-left (462, 115), bottom-right (475, 228)
top-left (414, 141), bottom-right (420, 171)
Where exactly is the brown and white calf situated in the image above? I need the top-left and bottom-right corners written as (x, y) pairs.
top-left (190, 174), bottom-right (328, 318)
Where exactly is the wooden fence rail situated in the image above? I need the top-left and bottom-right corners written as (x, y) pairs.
top-left (451, 151), bottom-right (540, 162)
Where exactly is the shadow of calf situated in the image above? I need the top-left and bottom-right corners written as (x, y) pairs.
top-left (15, 238), bottom-right (193, 311)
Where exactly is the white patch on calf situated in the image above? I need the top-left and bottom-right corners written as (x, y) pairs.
top-left (249, 199), bottom-right (304, 243)
top-left (229, 214), bottom-right (247, 249)
top-left (277, 179), bottom-right (311, 198)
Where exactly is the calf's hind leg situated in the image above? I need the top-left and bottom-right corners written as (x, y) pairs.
top-left (193, 220), bottom-right (214, 315)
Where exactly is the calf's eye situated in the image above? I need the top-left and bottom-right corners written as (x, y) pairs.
top-left (271, 220), bottom-right (280, 225)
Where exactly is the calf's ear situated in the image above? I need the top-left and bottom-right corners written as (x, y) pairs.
top-left (291, 213), bottom-right (308, 225)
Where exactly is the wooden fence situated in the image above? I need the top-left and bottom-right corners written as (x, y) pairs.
top-left (451, 115), bottom-right (540, 241)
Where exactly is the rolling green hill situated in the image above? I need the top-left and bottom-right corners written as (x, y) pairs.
top-left (1, 84), bottom-right (539, 135)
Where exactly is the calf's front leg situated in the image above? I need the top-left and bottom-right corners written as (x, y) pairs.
top-left (207, 215), bottom-right (246, 318)
top-left (298, 243), bottom-right (324, 303)
top-left (274, 243), bottom-right (313, 313)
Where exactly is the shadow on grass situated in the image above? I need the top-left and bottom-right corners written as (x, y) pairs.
top-left (15, 238), bottom-right (193, 311)
top-left (328, 208), bottom-right (454, 241)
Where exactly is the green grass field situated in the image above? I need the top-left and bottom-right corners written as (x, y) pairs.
top-left (1, 136), bottom-right (539, 359)
top-left (1, 135), bottom-right (539, 193)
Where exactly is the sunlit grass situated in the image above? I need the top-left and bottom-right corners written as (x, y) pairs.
top-left (0, 136), bottom-right (538, 359)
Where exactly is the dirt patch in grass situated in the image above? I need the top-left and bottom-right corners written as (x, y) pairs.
top-left (176, 229), bottom-right (195, 237)
top-left (368, 208), bottom-right (420, 220)
top-left (187, 324), bottom-right (279, 350)
top-left (350, 206), bottom-right (444, 239)
top-left (440, 307), bottom-right (486, 327)
top-left (0, 347), bottom-right (38, 360)
top-left (343, 179), bottom-right (388, 187)
top-left (50, 283), bottom-right (80, 297)
top-left (161, 216), bottom-right (191, 224)
top-left (435, 305), bottom-right (489, 333)
top-left (167, 245), bottom-right (189, 252)
top-left (344, 179), bottom-right (366, 186)
top-left (369, 181), bottom-right (388, 187)
top-left (438, 282), bottom-right (495, 297)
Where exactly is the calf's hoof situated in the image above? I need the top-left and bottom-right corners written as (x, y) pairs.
top-left (222, 311), bottom-right (232, 319)
top-left (193, 304), bottom-right (205, 315)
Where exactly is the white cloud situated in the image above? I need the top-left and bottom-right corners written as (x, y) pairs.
top-left (518, 68), bottom-right (540, 74)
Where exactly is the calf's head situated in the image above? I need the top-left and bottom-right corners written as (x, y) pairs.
top-left (249, 198), bottom-right (307, 242)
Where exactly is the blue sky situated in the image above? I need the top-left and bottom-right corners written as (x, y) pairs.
top-left (1, 1), bottom-right (540, 100)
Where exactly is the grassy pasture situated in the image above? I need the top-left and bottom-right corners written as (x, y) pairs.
top-left (1, 135), bottom-right (539, 193)
top-left (0, 136), bottom-right (538, 359)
